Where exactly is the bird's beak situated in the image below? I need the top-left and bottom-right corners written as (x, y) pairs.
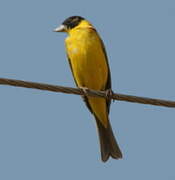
top-left (53, 24), bottom-right (66, 32)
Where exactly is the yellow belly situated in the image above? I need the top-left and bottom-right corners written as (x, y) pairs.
top-left (65, 29), bottom-right (109, 126)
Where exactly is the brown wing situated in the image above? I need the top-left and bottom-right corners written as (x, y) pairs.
top-left (67, 55), bottom-right (93, 113)
top-left (99, 37), bottom-right (112, 113)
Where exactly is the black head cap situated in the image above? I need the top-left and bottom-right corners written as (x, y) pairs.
top-left (62, 16), bottom-right (85, 29)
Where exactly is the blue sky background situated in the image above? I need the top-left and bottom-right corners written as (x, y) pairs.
top-left (0, 0), bottom-right (175, 179)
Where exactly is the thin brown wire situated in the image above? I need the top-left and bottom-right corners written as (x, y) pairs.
top-left (0, 77), bottom-right (175, 108)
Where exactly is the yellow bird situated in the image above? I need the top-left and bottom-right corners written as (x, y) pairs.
top-left (54, 16), bottom-right (122, 162)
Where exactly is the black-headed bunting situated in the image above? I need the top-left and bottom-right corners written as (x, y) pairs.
top-left (54, 16), bottom-right (122, 162)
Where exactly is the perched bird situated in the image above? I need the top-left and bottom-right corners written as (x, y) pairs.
top-left (54, 16), bottom-right (122, 162)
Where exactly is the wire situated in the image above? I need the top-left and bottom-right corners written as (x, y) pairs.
top-left (0, 77), bottom-right (175, 108)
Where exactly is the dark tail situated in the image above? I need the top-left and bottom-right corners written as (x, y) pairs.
top-left (95, 118), bottom-right (122, 162)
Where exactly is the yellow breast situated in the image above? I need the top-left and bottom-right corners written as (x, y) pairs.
top-left (65, 28), bottom-right (108, 91)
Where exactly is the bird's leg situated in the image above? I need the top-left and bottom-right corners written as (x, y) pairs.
top-left (105, 89), bottom-right (114, 102)
top-left (79, 86), bottom-right (89, 96)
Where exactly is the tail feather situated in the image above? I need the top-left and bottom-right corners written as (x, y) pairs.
top-left (95, 118), bottom-right (122, 162)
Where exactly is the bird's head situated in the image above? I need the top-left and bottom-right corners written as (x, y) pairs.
top-left (54, 16), bottom-right (93, 33)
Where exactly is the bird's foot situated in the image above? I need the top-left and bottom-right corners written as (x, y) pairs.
top-left (105, 89), bottom-right (114, 101)
top-left (79, 86), bottom-right (89, 96)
